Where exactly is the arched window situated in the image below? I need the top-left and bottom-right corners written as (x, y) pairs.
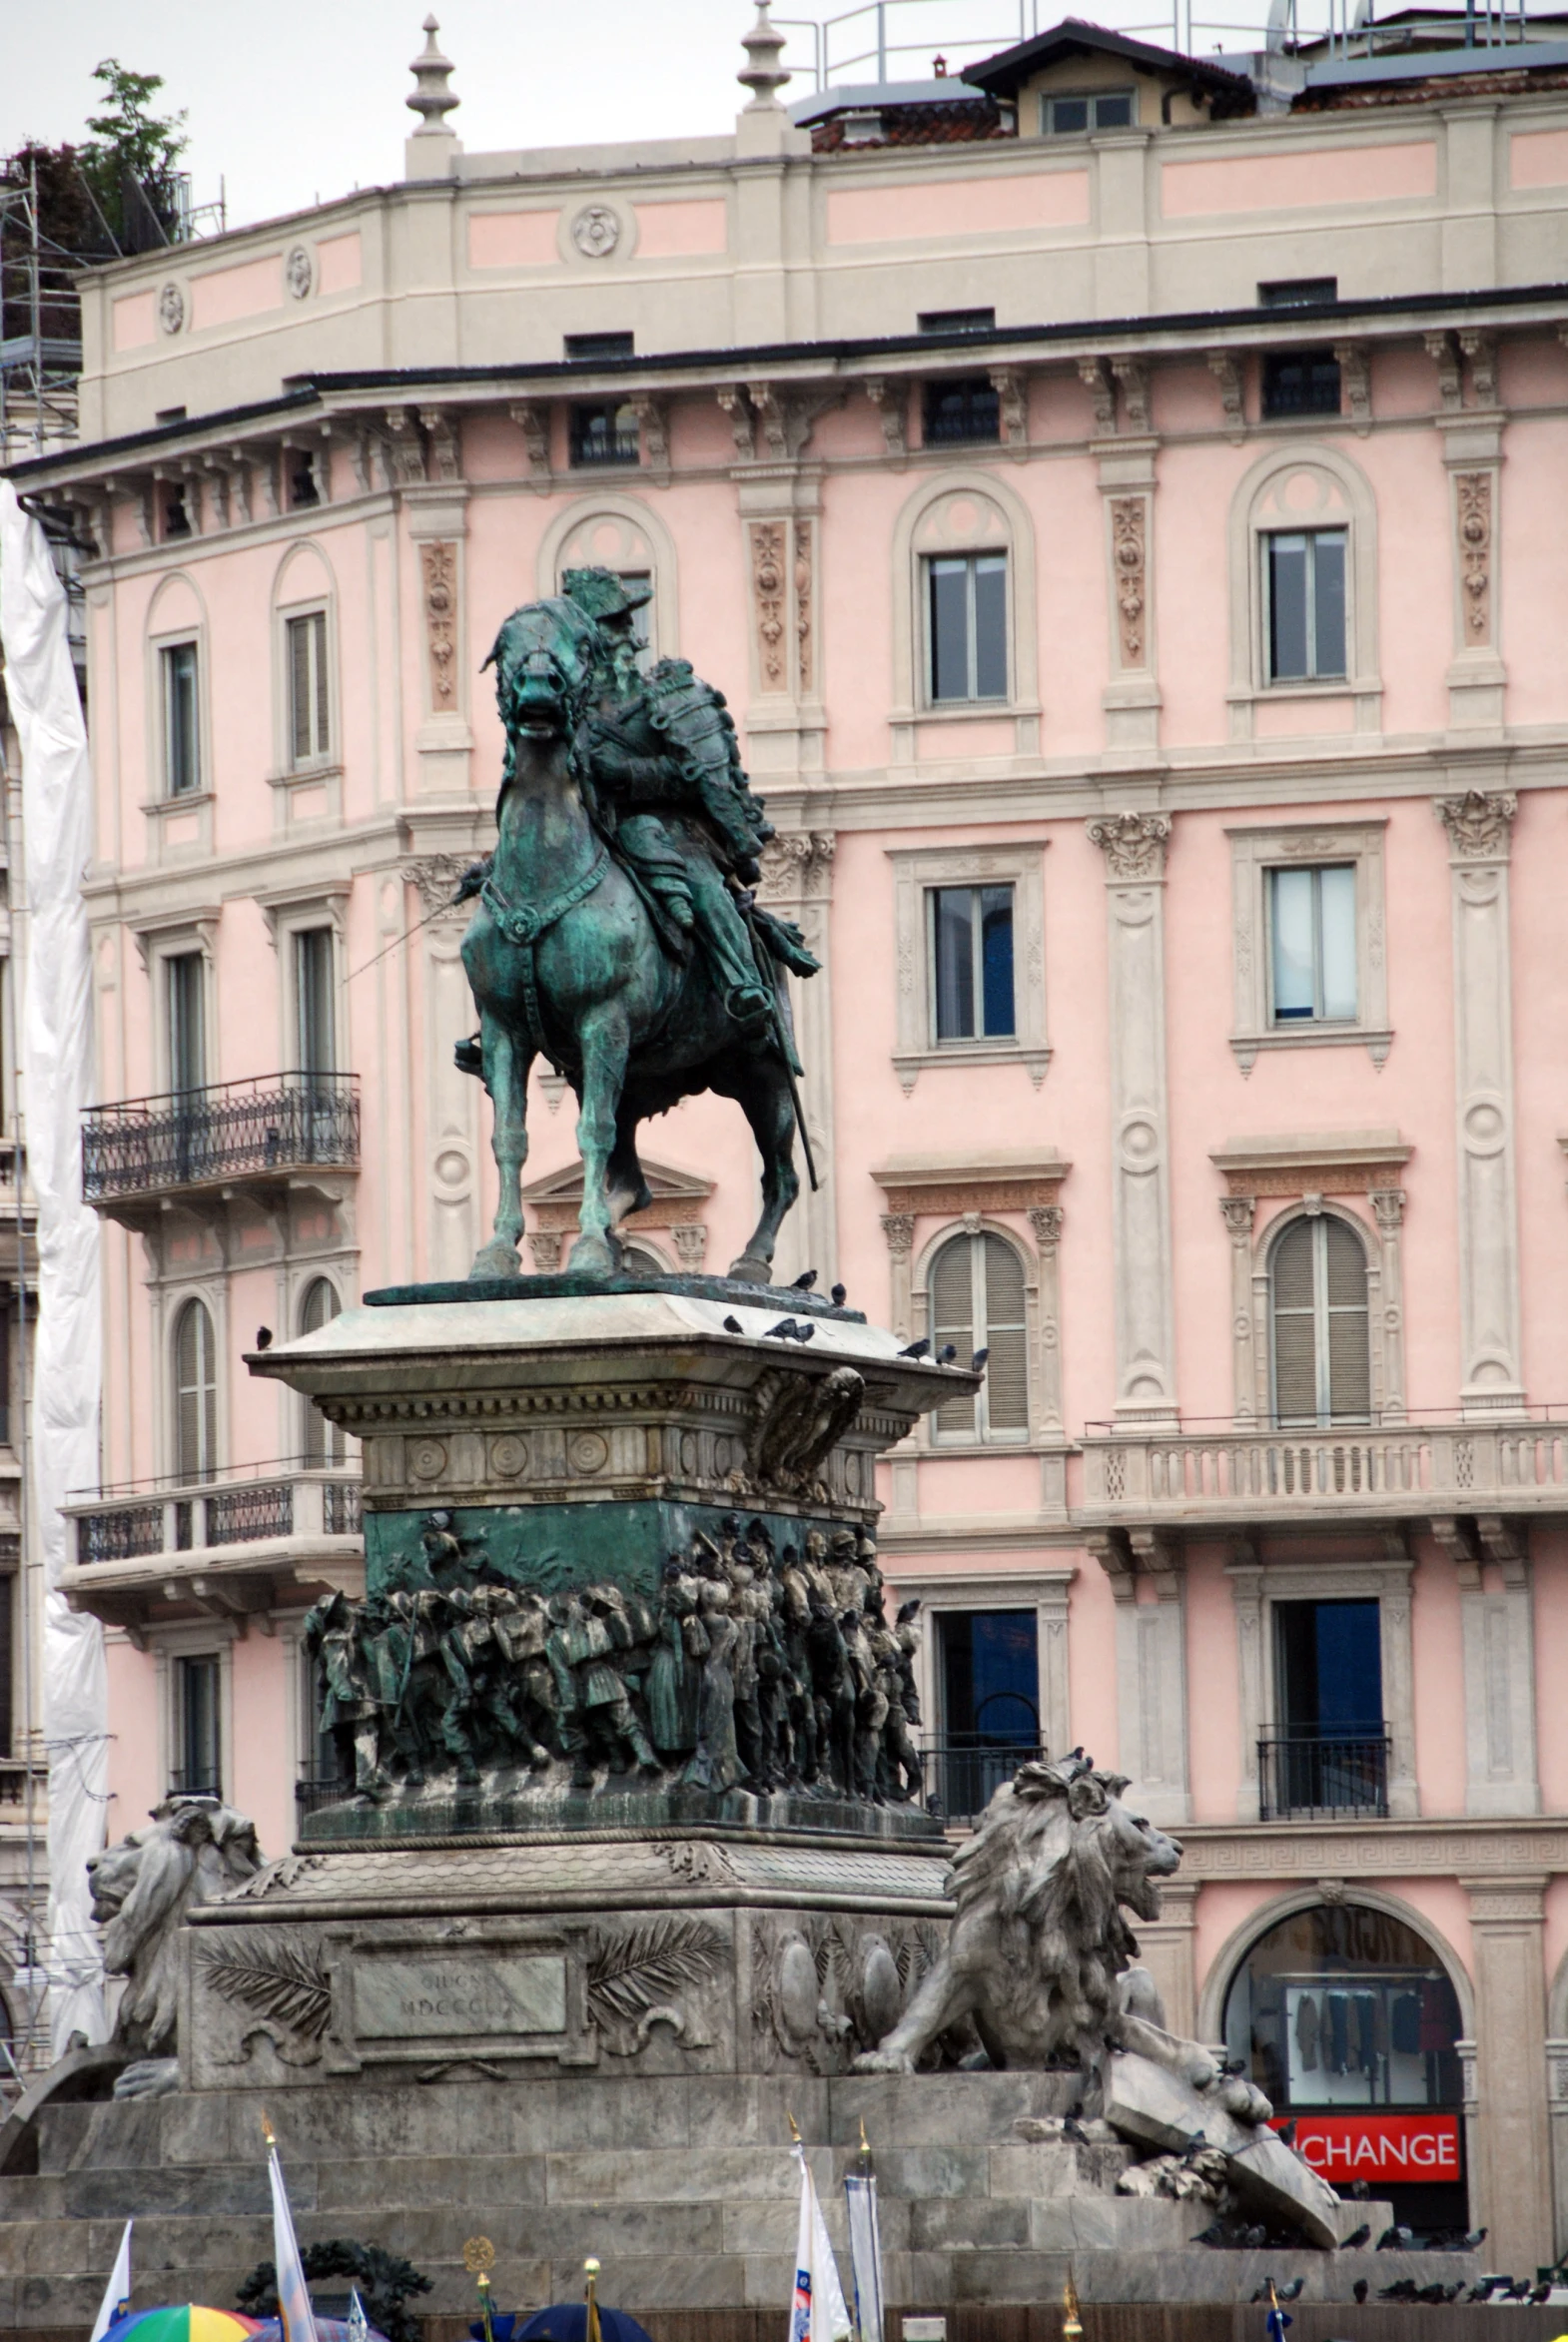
top-left (1270, 1215), bottom-right (1370, 1428)
top-left (1221, 1902), bottom-right (1467, 2229)
top-left (173, 1298), bottom-right (217, 1483)
top-left (299, 1278), bottom-right (344, 1466)
top-left (618, 1242), bottom-right (667, 1277)
top-left (929, 1231), bottom-right (1028, 1443)
top-left (1227, 446), bottom-right (1381, 737)
top-left (890, 472), bottom-right (1039, 747)
top-left (541, 498), bottom-right (675, 666)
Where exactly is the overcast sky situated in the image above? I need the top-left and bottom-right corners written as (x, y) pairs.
top-left (0, 0), bottom-right (1279, 236)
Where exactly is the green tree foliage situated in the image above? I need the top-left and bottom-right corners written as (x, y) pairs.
top-left (78, 58), bottom-right (189, 248)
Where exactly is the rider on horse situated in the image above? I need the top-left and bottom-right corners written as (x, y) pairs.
top-left (559, 566), bottom-right (815, 1038)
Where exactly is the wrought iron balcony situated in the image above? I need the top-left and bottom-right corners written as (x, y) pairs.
top-left (1258, 1733), bottom-right (1391, 1822)
top-left (61, 1460), bottom-right (364, 1636)
top-left (1080, 1414), bottom-right (1568, 1534)
top-left (922, 1738), bottom-right (1045, 1826)
top-left (81, 1072), bottom-right (360, 1220)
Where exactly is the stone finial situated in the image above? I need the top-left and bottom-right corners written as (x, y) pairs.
top-left (738, 0), bottom-right (791, 109)
top-left (407, 14), bottom-right (460, 135)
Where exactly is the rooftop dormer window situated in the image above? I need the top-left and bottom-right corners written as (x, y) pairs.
top-left (565, 332), bottom-right (634, 362)
top-left (923, 376), bottom-right (1000, 446)
top-left (1040, 88), bottom-right (1135, 135)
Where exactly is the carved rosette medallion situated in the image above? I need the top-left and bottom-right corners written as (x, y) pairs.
top-left (1109, 497), bottom-right (1148, 666)
top-left (1434, 789), bottom-right (1517, 860)
top-left (571, 203), bottom-right (620, 258)
top-left (1455, 473), bottom-right (1492, 642)
top-left (421, 542), bottom-right (458, 709)
top-left (751, 522), bottom-right (787, 690)
top-left (1088, 810), bottom-right (1173, 881)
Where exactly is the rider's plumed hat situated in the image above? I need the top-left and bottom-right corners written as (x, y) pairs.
top-left (561, 564), bottom-right (654, 622)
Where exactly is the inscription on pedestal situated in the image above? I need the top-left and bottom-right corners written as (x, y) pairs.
top-left (354, 1952), bottom-right (566, 2038)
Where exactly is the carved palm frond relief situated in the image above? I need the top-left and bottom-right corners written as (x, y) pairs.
top-left (585, 1915), bottom-right (726, 2026)
top-left (199, 1932), bottom-right (333, 2040)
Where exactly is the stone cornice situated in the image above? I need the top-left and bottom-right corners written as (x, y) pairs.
top-left (1175, 1814), bottom-right (1568, 1880)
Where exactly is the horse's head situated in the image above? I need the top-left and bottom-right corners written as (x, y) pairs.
top-left (483, 595), bottom-right (603, 744)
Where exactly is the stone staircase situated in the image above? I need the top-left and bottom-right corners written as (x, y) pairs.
top-left (0, 2072), bottom-right (1468, 2334)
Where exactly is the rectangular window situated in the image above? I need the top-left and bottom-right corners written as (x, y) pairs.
top-left (1266, 1598), bottom-right (1387, 1820)
top-left (1041, 88), bottom-right (1135, 133)
top-left (1259, 278), bottom-right (1338, 309)
top-left (167, 953), bottom-right (206, 1095)
top-left (930, 885), bottom-right (1016, 1042)
top-left (922, 376), bottom-right (1000, 447)
top-left (919, 308), bottom-right (996, 336)
top-left (927, 552), bottom-right (1008, 703)
top-left (564, 331), bottom-right (634, 362)
top-left (569, 401), bottom-right (641, 467)
top-left (295, 929), bottom-right (336, 1075)
top-left (1261, 352), bottom-right (1342, 419)
top-left (162, 642), bottom-right (200, 797)
top-left (288, 452), bottom-right (319, 509)
top-left (175, 1654), bottom-right (222, 1797)
top-left (1269, 864), bottom-right (1356, 1025)
top-left (1265, 529), bottom-right (1346, 682)
top-left (287, 611), bottom-right (330, 766)
top-left (941, 1610), bottom-right (1040, 1744)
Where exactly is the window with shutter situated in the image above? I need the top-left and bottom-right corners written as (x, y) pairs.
top-left (287, 611), bottom-right (329, 765)
top-left (299, 1278), bottom-right (344, 1466)
top-left (174, 1297), bottom-right (218, 1483)
top-left (1270, 1215), bottom-right (1371, 1428)
top-left (930, 1230), bottom-right (1030, 1443)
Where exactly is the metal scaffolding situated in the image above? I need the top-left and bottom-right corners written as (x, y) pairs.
top-left (0, 160), bottom-right (84, 464)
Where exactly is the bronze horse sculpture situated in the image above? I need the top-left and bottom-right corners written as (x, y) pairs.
top-left (460, 587), bottom-right (814, 1283)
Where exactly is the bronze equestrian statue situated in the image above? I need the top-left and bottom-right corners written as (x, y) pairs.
top-left (458, 568), bottom-right (818, 1283)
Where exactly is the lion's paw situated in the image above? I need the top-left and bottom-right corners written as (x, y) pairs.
top-left (1179, 2047), bottom-right (1219, 2091)
top-left (1217, 2075), bottom-right (1273, 2125)
top-left (853, 2049), bottom-right (915, 2074)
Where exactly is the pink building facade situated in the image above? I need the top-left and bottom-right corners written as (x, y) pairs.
top-left (11, 0), bottom-right (1568, 2267)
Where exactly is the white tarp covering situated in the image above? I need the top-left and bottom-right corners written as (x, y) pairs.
top-left (0, 479), bottom-right (108, 2052)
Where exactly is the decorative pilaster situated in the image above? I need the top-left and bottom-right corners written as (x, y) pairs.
top-left (401, 857), bottom-right (482, 1279)
top-left (1435, 789), bottom-right (1523, 1413)
top-left (1136, 1879), bottom-right (1199, 2038)
top-left (1463, 1876), bottom-right (1553, 2277)
top-left (1440, 388), bottom-right (1504, 728)
top-left (1219, 1195), bottom-right (1255, 1423)
top-left (1370, 1187), bottom-right (1408, 1423)
top-left (1227, 1551), bottom-right (1264, 1824)
top-left (1089, 812), bottom-right (1176, 1424)
top-left (1431, 1514), bottom-right (1540, 1817)
top-left (1035, 1572), bottom-right (1073, 1761)
top-left (757, 833), bottom-right (836, 1285)
top-left (1091, 1528), bottom-right (1190, 1828)
top-left (1027, 1203), bottom-right (1065, 1435)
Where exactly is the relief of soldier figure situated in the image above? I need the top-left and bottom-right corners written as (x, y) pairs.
top-left (455, 566), bottom-right (820, 1285)
top-left (304, 1514), bottom-right (926, 1810)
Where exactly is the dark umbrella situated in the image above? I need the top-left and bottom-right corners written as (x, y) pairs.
top-left (512, 2310), bottom-right (654, 2342)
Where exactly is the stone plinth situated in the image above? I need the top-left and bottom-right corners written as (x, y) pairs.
top-left (0, 2072), bottom-right (1453, 2332)
top-left (179, 1832), bottom-right (954, 2090)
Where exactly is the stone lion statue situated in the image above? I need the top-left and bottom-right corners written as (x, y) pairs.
top-left (89, 1794), bottom-right (262, 2091)
top-left (855, 1754), bottom-right (1346, 2244)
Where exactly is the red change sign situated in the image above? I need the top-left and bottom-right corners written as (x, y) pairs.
top-left (1270, 2113), bottom-right (1463, 2180)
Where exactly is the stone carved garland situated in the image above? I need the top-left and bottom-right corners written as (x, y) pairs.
top-left (751, 521), bottom-right (788, 689)
top-left (1455, 473), bottom-right (1492, 642)
top-left (1109, 498), bottom-right (1148, 666)
top-left (794, 518), bottom-right (814, 694)
top-left (421, 542), bottom-right (458, 709)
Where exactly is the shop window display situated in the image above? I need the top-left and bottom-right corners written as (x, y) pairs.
top-left (1223, 1902), bottom-right (1467, 2232)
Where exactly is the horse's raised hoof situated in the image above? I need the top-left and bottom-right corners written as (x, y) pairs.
top-left (727, 1252), bottom-right (774, 1287)
top-left (571, 1230), bottom-right (619, 1277)
top-left (470, 1238), bottom-right (522, 1280)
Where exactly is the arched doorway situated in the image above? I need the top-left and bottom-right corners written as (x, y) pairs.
top-left (1222, 1900), bottom-right (1468, 2235)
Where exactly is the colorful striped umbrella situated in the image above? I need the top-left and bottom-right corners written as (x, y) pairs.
top-left (110, 2310), bottom-right (261, 2342)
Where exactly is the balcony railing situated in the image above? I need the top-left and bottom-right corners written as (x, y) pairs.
top-left (1080, 1416), bottom-right (1568, 1528)
top-left (72, 1464), bottom-right (362, 1567)
top-left (1258, 1734), bottom-right (1391, 1821)
top-left (82, 1071), bottom-right (360, 1204)
top-left (923, 1739), bottom-right (1045, 1825)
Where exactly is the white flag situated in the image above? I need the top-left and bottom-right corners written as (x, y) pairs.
top-left (844, 2172), bottom-right (885, 2342)
top-left (88, 2217), bottom-right (132, 2342)
top-left (269, 2145), bottom-right (322, 2342)
top-left (790, 2143), bottom-right (852, 2342)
